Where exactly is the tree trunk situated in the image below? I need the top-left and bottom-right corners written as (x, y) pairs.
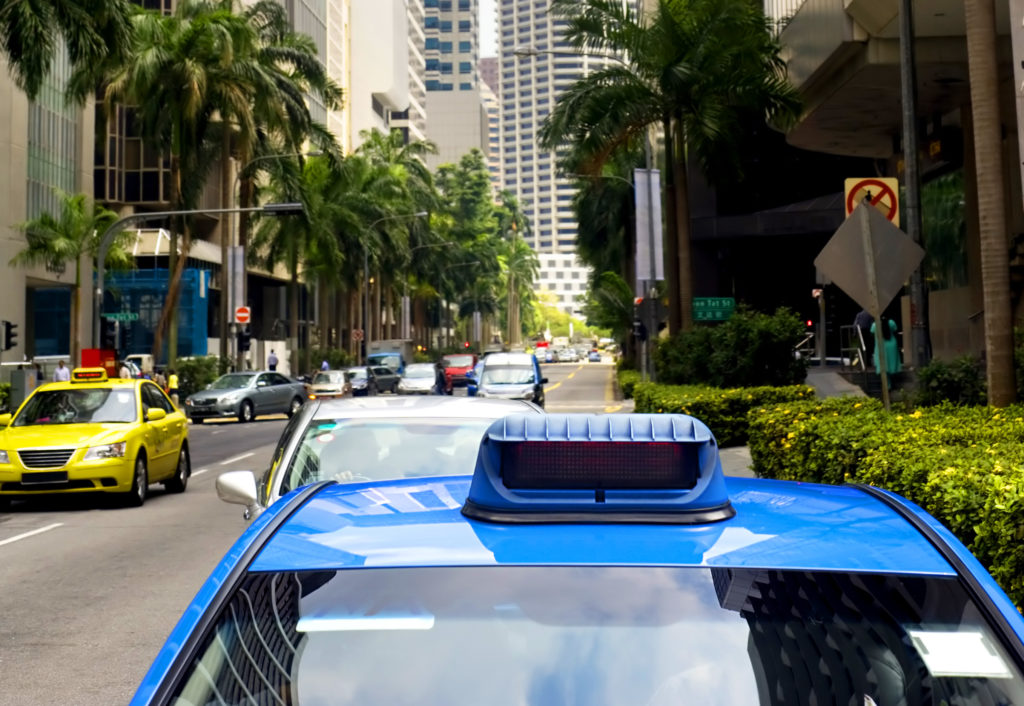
top-left (151, 154), bottom-right (184, 364)
top-left (965, 0), bottom-right (1016, 405)
top-left (662, 116), bottom-right (681, 335)
top-left (289, 251), bottom-right (300, 375)
top-left (71, 259), bottom-right (81, 366)
top-left (672, 118), bottom-right (694, 331)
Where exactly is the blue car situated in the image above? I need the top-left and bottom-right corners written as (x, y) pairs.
top-left (132, 414), bottom-right (1024, 705)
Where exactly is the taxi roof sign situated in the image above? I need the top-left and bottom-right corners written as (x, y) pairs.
top-left (463, 414), bottom-right (734, 524)
top-left (71, 367), bottom-right (108, 383)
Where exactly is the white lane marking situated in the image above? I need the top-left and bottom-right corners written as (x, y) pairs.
top-left (0, 523), bottom-right (63, 548)
top-left (193, 468), bottom-right (210, 476)
top-left (219, 452), bottom-right (254, 466)
top-left (212, 430), bottom-right (225, 435)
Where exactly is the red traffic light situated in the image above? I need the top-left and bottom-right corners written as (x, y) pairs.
top-left (463, 341), bottom-right (470, 348)
top-left (806, 320), bottom-right (813, 327)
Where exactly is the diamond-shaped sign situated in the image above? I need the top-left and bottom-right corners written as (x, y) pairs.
top-left (814, 200), bottom-right (924, 317)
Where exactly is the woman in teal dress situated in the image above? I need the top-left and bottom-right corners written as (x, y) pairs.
top-left (870, 318), bottom-right (901, 376)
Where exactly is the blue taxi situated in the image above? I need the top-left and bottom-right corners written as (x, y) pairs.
top-left (131, 414), bottom-right (1024, 705)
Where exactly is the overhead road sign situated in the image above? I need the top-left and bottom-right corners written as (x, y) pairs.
top-left (693, 297), bottom-right (735, 322)
top-left (845, 177), bottom-right (900, 226)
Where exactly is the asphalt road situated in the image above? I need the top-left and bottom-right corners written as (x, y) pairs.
top-left (0, 360), bottom-right (618, 705)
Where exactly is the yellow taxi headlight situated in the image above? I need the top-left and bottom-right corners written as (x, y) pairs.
top-left (83, 442), bottom-right (127, 460)
top-left (0, 450), bottom-right (8, 464)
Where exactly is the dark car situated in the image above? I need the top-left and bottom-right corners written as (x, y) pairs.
top-left (183, 371), bottom-right (307, 423)
top-left (441, 353), bottom-right (478, 393)
top-left (135, 413), bottom-right (1024, 705)
top-left (344, 366), bottom-right (377, 397)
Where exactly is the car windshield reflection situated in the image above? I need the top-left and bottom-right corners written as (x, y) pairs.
top-left (210, 374), bottom-right (255, 390)
top-left (481, 366), bottom-right (534, 385)
top-left (14, 389), bottom-right (137, 425)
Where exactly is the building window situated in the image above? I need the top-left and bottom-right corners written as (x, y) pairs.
top-left (426, 37), bottom-right (440, 50)
top-left (426, 59), bottom-right (440, 71)
top-left (441, 62), bottom-right (453, 74)
top-left (441, 41), bottom-right (452, 53)
top-left (571, 271), bottom-right (581, 279)
top-left (425, 16), bottom-right (439, 28)
top-left (459, 61), bottom-right (471, 73)
top-left (426, 79), bottom-right (441, 91)
top-left (458, 0), bottom-right (469, 8)
top-left (440, 20), bottom-right (452, 31)
top-left (459, 20), bottom-right (471, 31)
top-left (440, 0), bottom-right (451, 8)
top-left (459, 40), bottom-right (471, 52)
top-left (441, 83), bottom-right (453, 91)
top-left (460, 82), bottom-right (472, 90)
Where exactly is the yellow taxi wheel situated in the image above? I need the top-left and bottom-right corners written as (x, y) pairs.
top-left (123, 454), bottom-right (148, 507)
top-left (164, 445), bottom-right (190, 494)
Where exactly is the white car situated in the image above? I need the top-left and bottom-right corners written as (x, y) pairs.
top-left (397, 363), bottom-right (440, 394)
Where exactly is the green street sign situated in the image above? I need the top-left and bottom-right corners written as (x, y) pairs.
top-left (102, 312), bottom-right (140, 322)
top-left (693, 297), bottom-right (735, 322)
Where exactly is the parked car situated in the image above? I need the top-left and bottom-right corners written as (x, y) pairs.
top-left (441, 353), bottom-right (478, 393)
top-left (0, 367), bottom-right (189, 507)
top-left (184, 371), bottom-right (307, 423)
top-left (135, 412), bottom-right (1024, 705)
top-left (308, 370), bottom-right (351, 400)
top-left (397, 363), bottom-right (441, 395)
top-left (474, 352), bottom-right (547, 407)
top-left (215, 396), bottom-right (543, 519)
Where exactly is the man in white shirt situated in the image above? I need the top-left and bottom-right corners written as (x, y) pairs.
top-left (53, 360), bottom-right (71, 382)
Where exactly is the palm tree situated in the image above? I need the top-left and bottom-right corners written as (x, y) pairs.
top-left (540, 0), bottom-right (801, 332)
top-left (1, 0), bottom-right (133, 99)
top-left (964, 0), bottom-right (1014, 405)
top-left (10, 192), bottom-right (132, 364)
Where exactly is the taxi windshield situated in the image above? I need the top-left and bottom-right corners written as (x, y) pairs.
top-left (481, 365), bottom-right (534, 385)
top-left (210, 374), bottom-right (254, 390)
top-left (172, 567), bottom-right (1024, 705)
top-left (281, 418), bottom-right (494, 492)
top-left (14, 388), bottom-right (137, 425)
top-left (313, 372), bottom-right (346, 385)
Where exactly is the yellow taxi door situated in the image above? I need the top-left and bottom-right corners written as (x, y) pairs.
top-left (141, 383), bottom-right (176, 478)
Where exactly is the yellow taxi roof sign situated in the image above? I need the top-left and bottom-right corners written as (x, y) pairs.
top-left (71, 367), bottom-right (108, 383)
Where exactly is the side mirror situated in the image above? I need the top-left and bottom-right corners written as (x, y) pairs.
top-left (146, 408), bottom-right (167, 422)
top-left (0, 413), bottom-right (11, 427)
top-left (541, 377), bottom-right (549, 384)
top-left (216, 470), bottom-right (261, 519)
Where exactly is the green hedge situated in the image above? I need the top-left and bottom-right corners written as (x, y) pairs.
top-left (632, 382), bottom-right (815, 447)
top-left (748, 399), bottom-right (1024, 607)
top-left (617, 370), bottom-right (642, 399)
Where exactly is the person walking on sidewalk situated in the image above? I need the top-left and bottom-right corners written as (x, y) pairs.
top-left (268, 350), bottom-right (279, 371)
top-left (871, 318), bottom-right (901, 387)
top-left (167, 370), bottom-right (180, 407)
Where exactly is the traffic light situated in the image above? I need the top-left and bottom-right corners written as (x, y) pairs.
top-left (237, 327), bottom-right (252, 352)
top-left (101, 318), bottom-right (118, 350)
top-left (1, 320), bottom-right (17, 351)
top-left (632, 319), bottom-right (648, 342)
top-left (463, 341), bottom-right (470, 349)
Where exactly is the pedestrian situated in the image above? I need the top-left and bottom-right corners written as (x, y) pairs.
top-left (434, 362), bottom-right (447, 395)
top-left (870, 317), bottom-right (902, 386)
top-left (168, 369), bottom-right (180, 407)
top-left (53, 360), bottom-right (71, 382)
top-left (154, 368), bottom-right (167, 391)
top-left (34, 364), bottom-right (43, 385)
top-left (119, 361), bottom-right (132, 379)
top-left (854, 309), bottom-right (874, 368)
top-left (268, 349), bottom-right (279, 371)
top-left (321, 359), bottom-right (330, 371)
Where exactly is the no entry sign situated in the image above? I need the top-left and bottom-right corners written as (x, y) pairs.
top-left (235, 306), bottom-right (251, 324)
top-left (845, 177), bottom-right (900, 226)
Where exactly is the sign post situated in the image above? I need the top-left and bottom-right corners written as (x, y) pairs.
top-left (815, 201), bottom-right (924, 409)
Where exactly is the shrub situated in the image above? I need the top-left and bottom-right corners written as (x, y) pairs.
top-left (617, 370), bottom-right (642, 399)
top-left (173, 355), bottom-right (224, 399)
top-left (746, 400), bottom-right (1024, 607)
top-left (654, 306), bottom-right (809, 388)
top-left (915, 355), bottom-right (986, 406)
top-left (633, 382), bottom-right (814, 447)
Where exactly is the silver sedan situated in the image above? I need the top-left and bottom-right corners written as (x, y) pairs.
top-left (216, 396), bottom-right (543, 518)
top-left (184, 371), bottom-right (308, 423)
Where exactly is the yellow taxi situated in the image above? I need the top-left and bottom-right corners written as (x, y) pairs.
top-left (0, 367), bottom-right (190, 507)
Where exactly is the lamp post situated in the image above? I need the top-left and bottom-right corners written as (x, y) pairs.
top-left (226, 151), bottom-right (322, 367)
top-left (93, 203), bottom-right (304, 351)
top-left (363, 211), bottom-right (429, 363)
top-left (515, 44), bottom-right (658, 380)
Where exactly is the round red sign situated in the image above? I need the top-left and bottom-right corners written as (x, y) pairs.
top-left (235, 306), bottom-right (251, 324)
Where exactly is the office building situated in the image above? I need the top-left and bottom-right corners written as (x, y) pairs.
top-left (390, 0), bottom-right (428, 143)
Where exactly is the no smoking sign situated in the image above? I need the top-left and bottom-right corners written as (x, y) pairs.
top-left (844, 177), bottom-right (900, 227)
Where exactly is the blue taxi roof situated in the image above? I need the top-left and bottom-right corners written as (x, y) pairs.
top-left (249, 475), bottom-right (955, 576)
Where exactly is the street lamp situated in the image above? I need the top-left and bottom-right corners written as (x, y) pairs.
top-left (93, 203), bottom-right (304, 350)
top-left (226, 150), bottom-right (322, 365)
top-left (515, 44), bottom-right (658, 381)
top-left (363, 211), bottom-right (429, 363)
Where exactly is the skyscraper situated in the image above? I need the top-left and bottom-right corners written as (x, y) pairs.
top-left (497, 0), bottom-right (616, 314)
